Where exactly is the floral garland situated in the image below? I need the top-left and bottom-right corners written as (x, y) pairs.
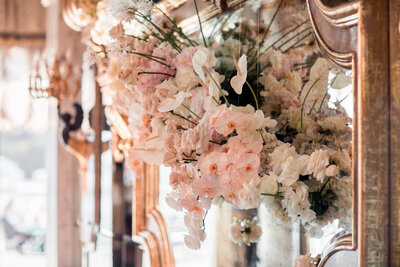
top-left (89, 0), bottom-right (353, 251)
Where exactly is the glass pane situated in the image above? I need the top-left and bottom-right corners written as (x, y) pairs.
top-left (94, 0), bottom-right (354, 265)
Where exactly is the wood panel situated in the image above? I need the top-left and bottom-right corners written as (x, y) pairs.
top-left (358, 1), bottom-right (390, 265)
top-left (389, 0), bottom-right (400, 265)
top-left (307, 0), bottom-right (392, 266)
top-left (0, 0), bottom-right (46, 45)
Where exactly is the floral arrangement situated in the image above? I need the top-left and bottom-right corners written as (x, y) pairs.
top-left (89, 0), bottom-right (353, 250)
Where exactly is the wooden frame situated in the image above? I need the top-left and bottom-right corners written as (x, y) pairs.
top-left (307, 0), bottom-right (396, 266)
top-left (58, 0), bottom-right (399, 265)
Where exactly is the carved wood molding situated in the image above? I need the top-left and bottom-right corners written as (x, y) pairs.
top-left (307, 0), bottom-right (392, 266)
top-left (133, 164), bottom-right (175, 267)
top-left (107, 107), bottom-right (175, 267)
top-left (307, 0), bottom-right (358, 69)
top-left (177, 0), bottom-right (247, 33)
top-left (63, 0), bottom-right (99, 31)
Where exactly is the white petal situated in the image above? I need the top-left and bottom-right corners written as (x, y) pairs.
top-left (230, 54), bottom-right (248, 95)
top-left (184, 235), bottom-right (201, 250)
top-left (192, 49), bottom-right (207, 82)
top-left (158, 91), bottom-right (192, 112)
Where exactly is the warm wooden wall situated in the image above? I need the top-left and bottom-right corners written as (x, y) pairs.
top-left (0, 0), bottom-right (46, 46)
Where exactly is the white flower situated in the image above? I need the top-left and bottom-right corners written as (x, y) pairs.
top-left (158, 91), bottom-right (192, 112)
top-left (330, 71), bottom-right (352, 89)
top-left (184, 215), bottom-right (204, 238)
top-left (175, 67), bottom-right (198, 90)
top-left (237, 181), bottom-right (261, 209)
top-left (270, 143), bottom-right (297, 174)
top-left (230, 54), bottom-right (247, 94)
top-left (229, 218), bottom-right (244, 243)
top-left (104, 0), bottom-right (133, 21)
top-left (259, 172), bottom-right (278, 195)
top-left (229, 217), bottom-right (262, 246)
top-left (278, 155), bottom-right (310, 186)
top-left (326, 164), bottom-right (339, 177)
top-left (192, 47), bottom-right (217, 83)
top-left (282, 182), bottom-right (315, 221)
top-left (165, 192), bottom-right (182, 211)
top-left (307, 149), bottom-right (330, 182)
top-left (284, 71), bottom-right (303, 94)
top-left (205, 69), bottom-right (225, 99)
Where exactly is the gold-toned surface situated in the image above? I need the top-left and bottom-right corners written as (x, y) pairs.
top-left (108, 109), bottom-right (175, 266)
top-left (176, 0), bottom-right (247, 33)
top-left (389, 0), bottom-right (400, 265)
top-left (308, 0), bottom-right (392, 266)
top-left (358, 1), bottom-right (390, 265)
top-left (132, 164), bottom-right (175, 267)
top-left (29, 57), bottom-right (81, 103)
top-left (63, 0), bottom-right (99, 31)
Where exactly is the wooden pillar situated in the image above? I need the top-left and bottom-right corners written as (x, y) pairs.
top-left (358, 1), bottom-right (390, 265)
top-left (46, 0), bottom-right (84, 266)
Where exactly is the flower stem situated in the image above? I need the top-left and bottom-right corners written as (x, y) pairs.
top-left (138, 71), bottom-right (174, 77)
top-left (170, 111), bottom-right (197, 125)
top-left (193, 0), bottom-right (208, 48)
top-left (128, 9), bottom-right (182, 52)
top-left (204, 68), bottom-right (230, 107)
top-left (283, 31), bottom-right (313, 53)
top-left (212, 96), bottom-right (221, 105)
top-left (202, 209), bottom-right (209, 230)
top-left (245, 81), bottom-right (259, 110)
top-left (125, 50), bottom-right (170, 67)
top-left (154, 5), bottom-right (196, 46)
top-left (261, 193), bottom-right (282, 197)
top-left (300, 78), bottom-right (320, 131)
top-left (278, 27), bottom-right (313, 49)
top-left (209, 12), bottom-right (234, 41)
top-left (318, 92), bottom-right (328, 113)
top-left (209, 140), bottom-right (224, 145)
top-left (254, 20), bottom-right (310, 69)
top-left (319, 176), bottom-right (332, 193)
top-left (181, 103), bottom-right (201, 119)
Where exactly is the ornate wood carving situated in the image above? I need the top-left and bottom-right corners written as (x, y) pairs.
top-left (307, 0), bottom-right (393, 266)
top-left (108, 108), bottom-right (175, 267)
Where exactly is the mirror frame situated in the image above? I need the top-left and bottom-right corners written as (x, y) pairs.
top-left (307, 0), bottom-right (397, 266)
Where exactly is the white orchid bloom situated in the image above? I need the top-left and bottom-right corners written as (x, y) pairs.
top-left (192, 47), bottom-right (217, 83)
top-left (230, 54), bottom-right (247, 94)
top-left (158, 91), bottom-right (192, 113)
